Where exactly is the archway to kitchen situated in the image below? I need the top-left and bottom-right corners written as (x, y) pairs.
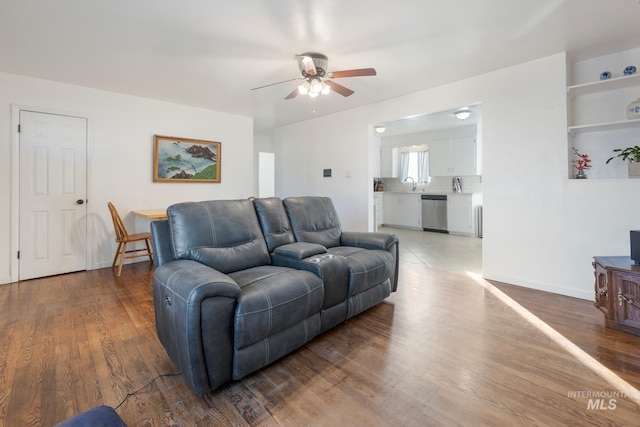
top-left (370, 104), bottom-right (483, 275)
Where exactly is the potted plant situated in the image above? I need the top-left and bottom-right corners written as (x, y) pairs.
top-left (606, 146), bottom-right (640, 178)
top-left (572, 148), bottom-right (591, 179)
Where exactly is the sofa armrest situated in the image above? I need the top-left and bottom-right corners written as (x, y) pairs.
top-left (153, 260), bottom-right (241, 394)
top-left (150, 219), bottom-right (174, 267)
top-left (341, 231), bottom-right (400, 293)
top-left (341, 231), bottom-right (399, 251)
top-left (273, 242), bottom-right (327, 260)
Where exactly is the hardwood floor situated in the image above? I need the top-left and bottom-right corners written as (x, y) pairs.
top-left (1, 254), bottom-right (640, 425)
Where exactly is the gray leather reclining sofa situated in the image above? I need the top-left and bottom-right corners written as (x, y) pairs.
top-left (150, 196), bottom-right (399, 395)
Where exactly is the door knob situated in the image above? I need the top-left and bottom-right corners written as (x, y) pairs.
top-left (76, 199), bottom-right (84, 205)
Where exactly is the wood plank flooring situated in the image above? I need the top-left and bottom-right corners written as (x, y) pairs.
top-left (1, 260), bottom-right (640, 426)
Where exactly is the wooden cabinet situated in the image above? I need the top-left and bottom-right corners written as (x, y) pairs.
top-left (592, 256), bottom-right (640, 336)
top-left (593, 259), bottom-right (612, 320)
top-left (447, 194), bottom-right (482, 236)
top-left (611, 270), bottom-right (640, 333)
top-left (429, 137), bottom-right (478, 176)
top-left (382, 193), bottom-right (421, 230)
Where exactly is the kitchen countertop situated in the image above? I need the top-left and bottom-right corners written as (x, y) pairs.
top-left (375, 191), bottom-right (481, 196)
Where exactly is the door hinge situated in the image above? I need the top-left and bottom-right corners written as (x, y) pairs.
top-left (17, 251), bottom-right (20, 259)
top-left (18, 124), bottom-right (21, 133)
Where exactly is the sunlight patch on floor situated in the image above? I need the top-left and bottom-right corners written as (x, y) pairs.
top-left (467, 272), bottom-right (640, 407)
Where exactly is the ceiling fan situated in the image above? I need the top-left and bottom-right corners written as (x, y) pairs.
top-left (251, 52), bottom-right (376, 100)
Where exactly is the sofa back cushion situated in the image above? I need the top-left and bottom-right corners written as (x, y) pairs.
top-left (252, 197), bottom-right (295, 252)
top-left (168, 199), bottom-right (271, 273)
top-left (283, 197), bottom-right (342, 248)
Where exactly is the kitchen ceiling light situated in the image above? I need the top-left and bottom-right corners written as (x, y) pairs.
top-left (374, 125), bottom-right (386, 133)
top-left (455, 109), bottom-right (471, 120)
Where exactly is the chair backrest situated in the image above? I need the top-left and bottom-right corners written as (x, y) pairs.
top-left (107, 202), bottom-right (129, 242)
top-left (167, 199), bottom-right (271, 274)
top-left (252, 197), bottom-right (295, 252)
top-left (283, 197), bottom-right (342, 248)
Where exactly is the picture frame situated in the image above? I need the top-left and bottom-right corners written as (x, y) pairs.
top-left (153, 135), bottom-right (221, 183)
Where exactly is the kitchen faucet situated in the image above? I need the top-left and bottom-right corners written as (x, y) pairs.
top-left (404, 177), bottom-right (416, 191)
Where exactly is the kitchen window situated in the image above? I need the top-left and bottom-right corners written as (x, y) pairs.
top-left (400, 149), bottom-right (429, 183)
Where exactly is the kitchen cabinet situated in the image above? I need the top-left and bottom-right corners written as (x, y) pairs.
top-left (429, 137), bottom-right (478, 176)
top-left (447, 194), bottom-right (482, 236)
top-left (374, 192), bottom-right (384, 231)
top-left (592, 256), bottom-right (640, 336)
top-left (382, 193), bottom-right (421, 230)
top-left (380, 146), bottom-right (399, 177)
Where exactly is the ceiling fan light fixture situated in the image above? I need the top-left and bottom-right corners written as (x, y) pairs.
top-left (321, 81), bottom-right (331, 95)
top-left (297, 81), bottom-right (310, 95)
top-left (454, 108), bottom-right (471, 120)
top-left (309, 79), bottom-right (324, 95)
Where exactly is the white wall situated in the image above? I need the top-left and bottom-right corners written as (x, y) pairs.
top-left (275, 52), bottom-right (640, 300)
top-left (275, 108), bottom-right (373, 231)
top-left (0, 72), bottom-right (254, 284)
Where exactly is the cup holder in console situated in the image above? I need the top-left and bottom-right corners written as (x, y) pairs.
top-left (308, 254), bottom-right (337, 263)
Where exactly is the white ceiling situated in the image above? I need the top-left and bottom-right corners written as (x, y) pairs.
top-left (1, 1), bottom-right (640, 134)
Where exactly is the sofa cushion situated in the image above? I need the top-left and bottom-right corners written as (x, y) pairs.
top-left (283, 197), bottom-right (342, 248)
top-left (252, 197), bottom-right (295, 252)
top-left (167, 199), bottom-right (271, 274)
top-left (229, 266), bottom-right (324, 349)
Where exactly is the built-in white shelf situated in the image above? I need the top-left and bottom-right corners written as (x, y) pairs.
top-left (567, 72), bottom-right (640, 97)
top-left (566, 50), bottom-right (640, 180)
top-left (568, 118), bottom-right (640, 135)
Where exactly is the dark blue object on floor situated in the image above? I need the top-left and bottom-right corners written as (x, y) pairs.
top-left (55, 405), bottom-right (127, 427)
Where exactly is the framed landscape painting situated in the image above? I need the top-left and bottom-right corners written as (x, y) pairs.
top-left (153, 135), bottom-right (221, 183)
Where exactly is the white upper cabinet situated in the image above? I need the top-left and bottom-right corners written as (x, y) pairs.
top-left (380, 146), bottom-right (399, 178)
top-left (429, 136), bottom-right (478, 176)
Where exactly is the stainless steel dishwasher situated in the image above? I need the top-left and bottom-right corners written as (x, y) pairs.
top-left (421, 194), bottom-right (448, 232)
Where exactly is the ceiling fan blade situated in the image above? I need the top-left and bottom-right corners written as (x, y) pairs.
top-left (329, 68), bottom-right (377, 78)
top-left (251, 77), bottom-right (301, 91)
top-left (284, 88), bottom-right (299, 100)
top-left (325, 80), bottom-right (354, 97)
top-left (296, 55), bottom-right (318, 76)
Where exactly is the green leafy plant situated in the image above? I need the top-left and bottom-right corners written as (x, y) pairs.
top-left (606, 146), bottom-right (640, 164)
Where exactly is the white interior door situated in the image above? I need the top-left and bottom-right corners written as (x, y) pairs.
top-left (19, 111), bottom-right (88, 280)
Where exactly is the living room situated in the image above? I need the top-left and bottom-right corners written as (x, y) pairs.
top-left (2, 1), bottom-right (640, 425)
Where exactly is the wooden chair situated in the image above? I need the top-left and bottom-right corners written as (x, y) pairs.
top-left (107, 202), bottom-right (153, 276)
